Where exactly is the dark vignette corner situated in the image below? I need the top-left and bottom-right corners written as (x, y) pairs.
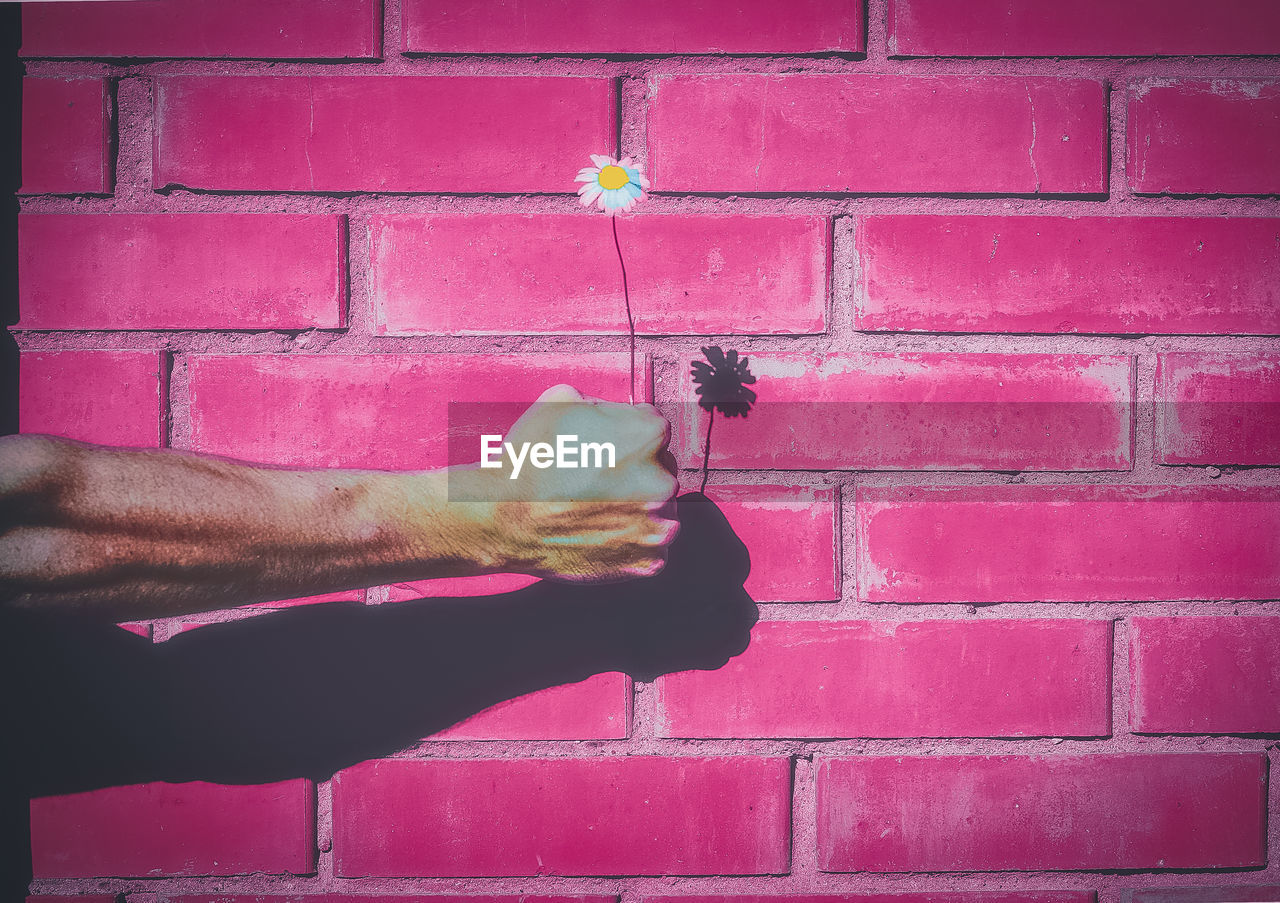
top-left (0, 4), bottom-right (19, 437)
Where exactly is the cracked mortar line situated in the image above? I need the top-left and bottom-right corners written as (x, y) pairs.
top-left (754, 77), bottom-right (769, 190)
top-left (305, 76), bottom-right (317, 191)
top-left (1025, 83), bottom-right (1041, 194)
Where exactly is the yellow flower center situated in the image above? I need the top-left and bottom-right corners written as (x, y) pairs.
top-left (597, 164), bottom-right (630, 190)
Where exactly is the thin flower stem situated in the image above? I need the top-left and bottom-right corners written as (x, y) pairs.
top-left (611, 215), bottom-right (635, 405)
top-left (700, 407), bottom-right (714, 494)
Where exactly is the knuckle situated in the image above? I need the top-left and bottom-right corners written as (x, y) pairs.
top-left (647, 411), bottom-right (671, 443)
top-left (630, 556), bottom-right (667, 577)
top-left (632, 471), bottom-right (676, 504)
top-left (638, 517), bottom-right (678, 547)
top-left (654, 471), bottom-right (679, 500)
top-left (622, 407), bottom-right (669, 448)
top-left (652, 518), bottom-right (680, 546)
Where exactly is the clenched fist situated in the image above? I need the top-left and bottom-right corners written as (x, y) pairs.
top-left (0, 384), bottom-right (681, 620)
top-left (469, 385), bottom-right (680, 582)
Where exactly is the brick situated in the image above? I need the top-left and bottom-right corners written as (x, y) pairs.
top-left (173, 615), bottom-right (282, 635)
top-left (173, 897), bottom-right (614, 903)
top-left (858, 216), bottom-right (1280, 335)
top-left (1130, 617), bottom-right (1280, 734)
top-left (1156, 354), bottom-right (1280, 465)
top-left (384, 574), bottom-right (539, 600)
top-left (21, 0), bottom-right (379, 59)
top-left (647, 75), bottom-right (1106, 194)
top-left (20, 78), bottom-right (109, 195)
top-left (156, 76), bottom-right (614, 192)
top-left (29, 779), bottom-right (315, 878)
top-left (17, 214), bottom-right (344, 330)
top-left (817, 753), bottom-right (1266, 871)
top-left (403, 0), bottom-right (863, 54)
top-left (705, 484), bottom-right (839, 602)
top-left (658, 619), bottom-right (1111, 739)
top-left (888, 0), bottom-right (1280, 57)
top-left (666, 352), bottom-right (1133, 471)
top-left (371, 214), bottom-right (828, 336)
top-left (247, 589), bottom-right (364, 609)
top-left (333, 756), bottom-right (790, 876)
top-left (187, 352), bottom-right (639, 468)
top-left (857, 485), bottom-right (1280, 604)
top-left (1129, 81), bottom-right (1280, 196)
top-left (20, 351), bottom-right (164, 446)
top-left (1122, 888), bottom-right (1280, 903)
top-left (170, 590), bottom-right (363, 618)
top-left (650, 891), bottom-right (1100, 896)
top-left (429, 672), bottom-right (631, 740)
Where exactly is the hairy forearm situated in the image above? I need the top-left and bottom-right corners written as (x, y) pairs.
top-left (0, 435), bottom-right (505, 619)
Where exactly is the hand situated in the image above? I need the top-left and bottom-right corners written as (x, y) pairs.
top-left (479, 384), bottom-right (680, 582)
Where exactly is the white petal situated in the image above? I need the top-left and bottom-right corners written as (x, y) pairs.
top-left (636, 173), bottom-right (651, 189)
top-left (590, 154), bottom-right (613, 169)
top-left (618, 156), bottom-right (633, 168)
top-left (577, 181), bottom-right (598, 194)
top-left (607, 188), bottom-right (635, 211)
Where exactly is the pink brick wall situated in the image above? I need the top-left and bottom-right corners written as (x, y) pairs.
top-left (12, 0), bottom-right (1280, 901)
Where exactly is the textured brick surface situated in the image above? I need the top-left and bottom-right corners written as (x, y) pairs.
top-left (371, 214), bottom-right (828, 335)
top-left (1156, 353), bottom-right (1280, 465)
top-left (705, 484), bottom-right (839, 602)
top-left (817, 754), bottom-right (1267, 871)
top-left (19, 350), bottom-right (164, 446)
top-left (1129, 81), bottom-right (1280, 195)
top-left (15, 2), bottom-right (1280, 899)
top-left (858, 216), bottom-right (1280, 335)
top-left (650, 891), bottom-right (1100, 896)
top-left (429, 672), bottom-right (632, 740)
top-left (172, 898), bottom-right (614, 903)
top-left (17, 214), bottom-right (344, 330)
top-left (889, 0), bottom-right (1280, 57)
top-left (1122, 888), bottom-right (1280, 903)
top-left (333, 757), bottom-right (791, 876)
top-left (187, 352), bottom-right (638, 468)
top-left (155, 76), bottom-right (615, 192)
top-left (658, 619), bottom-right (1112, 738)
top-left (383, 573), bottom-right (539, 601)
top-left (1130, 617), bottom-right (1280, 734)
top-left (29, 780), bottom-right (315, 878)
top-left (403, 0), bottom-right (864, 54)
top-left (648, 76), bottom-right (1106, 194)
top-left (244, 589), bottom-right (364, 609)
top-left (21, 0), bottom-right (379, 59)
top-left (668, 353), bottom-right (1133, 471)
top-left (20, 78), bottom-right (109, 195)
top-left (858, 485), bottom-right (1280, 603)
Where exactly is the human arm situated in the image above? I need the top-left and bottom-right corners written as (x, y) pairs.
top-left (0, 385), bottom-right (678, 621)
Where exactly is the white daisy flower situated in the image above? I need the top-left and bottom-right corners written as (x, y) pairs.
top-left (574, 154), bottom-right (650, 215)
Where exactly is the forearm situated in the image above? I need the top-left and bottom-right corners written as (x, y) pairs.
top-left (0, 435), bottom-right (506, 619)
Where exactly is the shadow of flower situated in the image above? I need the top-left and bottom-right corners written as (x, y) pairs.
top-left (691, 346), bottom-right (757, 418)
